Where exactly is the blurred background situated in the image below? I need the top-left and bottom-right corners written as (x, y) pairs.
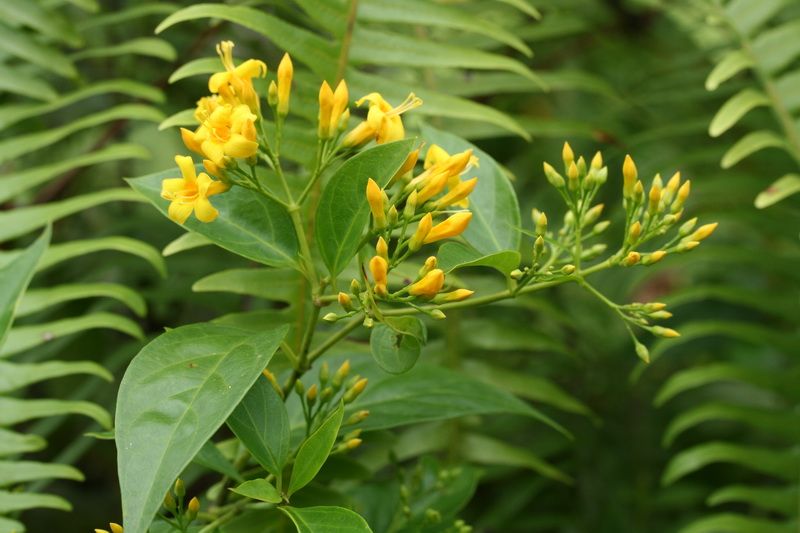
top-left (1, 0), bottom-right (798, 531)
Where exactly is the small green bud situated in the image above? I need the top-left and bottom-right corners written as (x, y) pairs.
top-left (561, 264), bottom-right (576, 275)
top-left (163, 491), bottom-right (177, 512)
top-left (350, 278), bottom-right (362, 294)
top-left (187, 497), bottom-right (200, 521)
top-left (174, 479), bottom-right (185, 499)
top-left (510, 269), bottom-right (524, 280)
top-left (534, 235), bottom-right (545, 257)
top-left (322, 312), bottom-right (340, 322)
top-left (268, 80), bottom-right (278, 108)
top-left (387, 205), bottom-right (398, 225)
top-left (319, 362), bottom-right (330, 385)
top-left (535, 212), bottom-right (548, 237)
top-left (583, 204), bottom-right (604, 225)
top-left (543, 162), bottom-right (565, 188)
top-left (363, 316), bottom-right (374, 328)
top-left (678, 217), bottom-right (698, 237)
top-left (634, 341), bottom-right (650, 363)
top-left (294, 380), bottom-right (305, 396)
top-left (430, 309), bottom-right (446, 320)
top-left (593, 220), bottom-right (610, 234)
top-left (345, 409), bottom-right (369, 425)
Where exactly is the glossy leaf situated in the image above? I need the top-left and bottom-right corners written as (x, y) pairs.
top-left (116, 323), bottom-right (289, 533)
top-left (369, 316), bottom-right (427, 374)
top-left (231, 478), bottom-right (282, 504)
top-left (280, 505), bottom-right (373, 533)
top-left (315, 139), bottom-right (415, 277)
top-left (128, 167), bottom-right (299, 269)
top-left (0, 227), bottom-right (49, 347)
top-left (288, 403), bottom-right (344, 497)
top-left (193, 268), bottom-right (303, 303)
top-left (420, 124), bottom-right (521, 254)
top-left (228, 378), bottom-right (290, 479)
top-left (437, 241), bottom-right (520, 276)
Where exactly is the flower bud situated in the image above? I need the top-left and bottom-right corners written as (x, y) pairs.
top-left (430, 309), bottom-right (446, 320)
top-left (306, 383), bottom-right (318, 405)
top-left (678, 217), bottom-right (698, 236)
top-left (561, 264), bottom-right (576, 275)
top-left (268, 80), bottom-right (279, 108)
top-left (623, 251), bottom-right (641, 266)
top-left (404, 190), bottom-right (418, 219)
top-left (623, 155), bottom-right (637, 198)
top-left (634, 181), bottom-right (645, 203)
top-left (628, 221), bottom-right (641, 244)
top-left (164, 491), bottom-right (177, 512)
top-left (433, 177), bottom-right (478, 209)
top-left (648, 179), bottom-right (662, 214)
top-left (423, 212), bottom-right (472, 244)
top-left (635, 341), bottom-right (650, 363)
top-left (376, 236), bottom-right (389, 259)
top-left (409, 213), bottom-right (433, 251)
top-left (277, 53), bottom-right (293, 116)
top-left (329, 80), bottom-right (349, 134)
top-left (677, 240), bottom-right (700, 252)
top-left (321, 386), bottom-right (334, 401)
top-left (332, 360), bottom-right (350, 388)
top-left (317, 81), bottom-right (334, 139)
top-left (641, 250), bottom-right (666, 265)
top-left (534, 235), bottom-right (545, 257)
top-left (649, 310), bottom-right (673, 320)
top-left (652, 326), bottom-right (680, 338)
top-left (663, 171), bottom-right (680, 204)
top-left (387, 205), bottom-right (398, 225)
top-left (350, 278), bottom-right (361, 294)
top-left (369, 255), bottom-right (389, 296)
top-left (187, 497), bottom-right (200, 521)
top-left (535, 212), bottom-right (547, 236)
top-left (672, 180), bottom-right (691, 212)
top-left (294, 380), bottom-right (305, 396)
top-left (338, 292), bottom-right (353, 311)
top-left (262, 369), bottom-right (284, 398)
top-left (434, 288), bottom-right (474, 303)
top-left (591, 151), bottom-right (603, 169)
top-left (583, 204), bottom-right (604, 225)
top-left (543, 162), bottom-right (565, 188)
top-left (593, 220), bottom-right (610, 234)
top-left (567, 161), bottom-right (579, 191)
top-left (344, 378), bottom-right (368, 403)
top-left (689, 222), bottom-right (718, 242)
top-left (319, 362), bottom-right (330, 385)
top-left (174, 479), bottom-right (185, 499)
top-left (562, 141), bottom-right (575, 167)
top-left (419, 256), bottom-right (437, 277)
top-left (583, 243), bottom-right (607, 259)
top-left (346, 410), bottom-right (370, 425)
top-left (391, 149), bottom-right (419, 184)
top-left (322, 312), bottom-right (340, 322)
top-left (409, 269), bottom-right (445, 298)
top-left (366, 178), bottom-right (386, 229)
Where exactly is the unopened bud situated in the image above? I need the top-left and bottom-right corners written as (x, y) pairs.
top-left (430, 309), bottom-right (446, 320)
top-left (321, 386), bottom-right (334, 401)
top-left (673, 180), bottom-right (691, 212)
top-left (652, 326), bottom-right (680, 338)
top-left (268, 80), bottom-right (279, 108)
top-left (634, 341), bottom-right (650, 363)
top-left (623, 155), bottom-right (637, 198)
top-left (689, 222), bottom-right (718, 242)
top-left (306, 383), bottom-right (318, 405)
top-left (294, 380), bottom-right (305, 396)
top-left (109, 524), bottom-right (124, 533)
top-left (562, 141), bottom-right (574, 167)
top-left (262, 369), bottom-right (284, 399)
top-left (376, 237), bottom-right (389, 259)
top-left (164, 491), bottom-right (177, 512)
top-left (576, 156), bottom-right (587, 176)
top-left (346, 410), bottom-right (370, 425)
top-left (633, 181), bottom-right (645, 203)
top-left (567, 161), bottom-right (579, 190)
top-left (323, 312), bottom-right (340, 322)
top-left (561, 264), bottom-right (576, 275)
top-left (404, 190), bottom-right (418, 218)
top-left (338, 292), bottom-right (353, 311)
top-left (535, 212), bottom-right (547, 236)
top-left (648, 179), bottom-right (662, 213)
top-left (174, 479), bottom-right (185, 499)
top-left (628, 221), bottom-right (641, 244)
top-left (677, 240), bottom-right (700, 252)
top-left (623, 251), bottom-right (641, 266)
top-left (644, 302), bottom-right (667, 312)
top-left (641, 250), bottom-right (666, 265)
top-left (593, 220), bottom-right (610, 234)
top-left (363, 316), bottom-right (374, 328)
top-left (419, 256), bottom-right (437, 277)
top-left (345, 438), bottom-right (362, 450)
top-left (583, 204), bottom-right (604, 225)
top-left (388, 205), bottom-right (398, 225)
top-left (591, 151), bottom-right (603, 169)
top-left (649, 310), bottom-right (673, 320)
top-left (344, 378), bottom-right (368, 403)
top-left (543, 162), bottom-right (565, 188)
top-left (187, 497), bottom-right (200, 520)
top-left (332, 360), bottom-right (351, 388)
top-left (510, 269), bottom-right (524, 280)
top-left (350, 278), bottom-right (362, 294)
top-left (678, 217), bottom-right (698, 236)
top-left (319, 362), bottom-right (330, 385)
top-left (534, 235), bottom-right (545, 257)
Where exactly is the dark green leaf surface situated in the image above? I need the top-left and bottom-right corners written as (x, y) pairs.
top-left (280, 505), bottom-right (373, 533)
top-left (369, 316), bottom-right (427, 374)
top-left (288, 403), bottom-right (344, 497)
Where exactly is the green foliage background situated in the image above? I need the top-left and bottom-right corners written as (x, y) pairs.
top-left (1, 0), bottom-right (798, 532)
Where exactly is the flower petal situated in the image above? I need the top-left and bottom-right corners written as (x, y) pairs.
top-left (201, 140), bottom-right (225, 166)
top-left (225, 134), bottom-right (258, 158)
top-left (193, 197), bottom-right (219, 223)
top-left (160, 178), bottom-right (186, 200)
top-left (167, 201), bottom-right (194, 224)
top-left (208, 71), bottom-right (230, 93)
top-left (174, 155), bottom-right (197, 183)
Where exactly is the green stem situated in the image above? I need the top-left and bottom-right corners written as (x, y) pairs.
top-left (336, 0), bottom-right (359, 83)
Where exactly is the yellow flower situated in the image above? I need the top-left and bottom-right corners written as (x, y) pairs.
top-left (412, 146), bottom-right (477, 208)
top-left (95, 522), bottom-right (124, 533)
top-left (318, 81), bottom-right (335, 139)
top-left (208, 41), bottom-right (266, 113)
top-left (277, 52), bottom-right (293, 116)
top-left (329, 80), bottom-right (349, 135)
top-left (342, 92), bottom-right (422, 147)
top-left (408, 268), bottom-right (445, 298)
top-left (161, 155), bottom-right (228, 224)
top-left (433, 177), bottom-right (477, 209)
top-left (435, 288), bottom-right (474, 303)
top-left (366, 178), bottom-right (385, 228)
top-left (409, 213), bottom-right (433, 251)
top-left (423, 212), bottom-right (472, 244)
top-left (182, 104), bottom-right (258, 166)
top-left (369, 255), bottom-right (389, 296)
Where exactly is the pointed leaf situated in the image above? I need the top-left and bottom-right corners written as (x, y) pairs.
top-left (280, 505), bottom-right (373, 533)
top-left (230, 478), bottom-right (282, 503)
top-left (755, 174), bottom-right (800, 208)
top-left (709, 89), bottom-right (770, 137)
top-left (288, 403), bottom-right (344, 497)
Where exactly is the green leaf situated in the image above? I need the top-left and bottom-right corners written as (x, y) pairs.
top-left (230, 478), bottom-right (282, 504)
top-left (437, 241), bottom-right (520, 276)
top-left (0, 491), bottom-right (71, 513)
top-left (76, 3), bottom-right (179, 31)
top-left (0, 0), bottom-right (81, 46)
top-left (0, 397), bottom-right (111, 428)
top-left (194, 440), bottom-right (243, 482)
top-left (351, 364), bottom-right (568, 437)
top-left (169, 58), bottom-right (219, 84)
top-left (288, 402), bottom-right (344, 497)
top-left (228, 378), bottom-right (290, 479)
top-left (705, 50), bottom-right (752, 91)
top-left (71, 37), bottom-right (177, 62)
top-left (0, 67), bottom-right (57, 101)
top-left (725, 0), bottom-right (787, 36)
top-left (0, 312), bottom-right (144, 358)
top-left (0, 188), bottom-right (144, 243)
top-left (128, 168), bottom-right (300, 269)
top-left (721, 130), bottom-right (786, 168)
top-left (162, 232), bottom-right (213, 256)
top-left (755, 174), bottom-right (800, 208)
top-left (661, 442), bottom-right (800, 485)
top-left (751, 19), bottom-right (800, 74)
top-left (116, 323), bottom-right (289, 533)
top-left (708, 484), bottom-right (798, 516)
top-left (420, 124), bottom-right (521, 254)
top-left (678, 513), bottom-right (794, 533)
top-left (0, 227), bottom-right (49, 348)
top-left (369, 317), bottom-right (427, 374)
top-left (280, 505), bottom-right (373, 533)
top-left (708, 89), bottom-right (770, 137)
top-left (193, 268), bottom-right (303, 303)
top-left (37, 236), bottom-right (165, 276)
top-left (0, 23), bottom-right (77, 78)
top-left (315, 139), bottom-right (415, 277)
top-left (0, 104), bottom-right (162, 164)
top-left (0, 429), bottom-right (46, 456)
top-left (460, 433), bottom-right (572, 484)
top-left (0, 516), bottom-right (25, 533)
top-left (0, 461), bottom-right (83, 487)
top-left (0, 360), bottom-right (112, 394)
top-left (158, 108), bottom-right (196, 130)
top-left (0, 144), bottom-right (150, 202)
top-left (18, 282), bottom-right (147, 317)
top-left (654, 363), bottom-right (779, 407)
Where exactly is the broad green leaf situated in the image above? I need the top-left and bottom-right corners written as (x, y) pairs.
top-left (0, 80), bottom-right (163, 130)
top-left (71, 38), bottom-right (177, 61)
top-left (420, 124), bottom-right (521, 254)
top-left (678, 513), bottom-right (795, 533)
top-left (0, 143), bottom-right (149, 202)
top-left (661, 442), bottom-right (800, 485)
top-left (755, 174), bottom-right (800, 208)
top-left (116, 323), bottom-right (289, 533)
top-left (0, 461), bottom-right (83, 487)
top-left (315, 139), bottom-right (415, 277)
top-left (128, 168), bottom-right (300, 269)
top-left (358, 0), bottom-right (532, 56)
top-left (288, 403), bottom-right (344, 497)
top-left (0, 397), bottom-right (111, 428)
top-left (0, 67), bottom-right (57, 101)
top-left (228, 378), bottom-right (290, 478)
top-left (461, 433), bottom-right (572, 484)
top-left (721, 130), bottom-right (785, 168)
top-left (280, 505), bottom-right (373, 533)
top-left (705, 50), bottom-right (752, 91)
top-left (0, 227), bottom-right (49, 347)
top-left (708, 89), bottom-right (770, 137)
top-left (708, 485), bottom-right (798, 516)
top-left (437, 241), bottom-right (520, 276)
top-left (0, 104), bottom-right (162, 164)
top-left (0, 429), bottom-right (46, 456)
top-left (231, 478), bottom-right (282, 503)
top-left (162, 232), bottom-right (213, 256)
top-left (194, 440), bottom-right (243, 482)
top-left (776, 70), bottom-right (800, 112)
top-left (0, 491), bottom-right (71, 513)
top-left (0, 23), bottom-right (76, 78)
top-left (0, 360), bottom-right (111, 394)
top-left (18, 282), bottom-right (146, 317)
top-left (0, 188), bottom-right (144, 243)
top-left (156, 4), bottom-right (337, 78)
top-left (0, 312), bottom-right (143, 358)
top-left (193, 268), bottom-right (303, 303)
top-left (351, 364), bottom-right (568, 436)
top-left (369, 317), bottom-right (427, 374)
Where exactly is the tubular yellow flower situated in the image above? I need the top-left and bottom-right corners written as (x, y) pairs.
top-left (424, 144), bottom-right (450, 168)
top-left (423, 212), bottom-right (472, 244)
top-left (329, 80), bottom-right (349, 134)
top-left (318, 81), bottom-right (335, 139)
top-left (689, 222), bottom-right (718, 242)
top-left (433, 177), bottom-right (478, 209)
top-left (183, 104), bottom-right (259, 166)
top-left (409, 213), bottom-right (433, 251)
top-left (366, 178), bottom-right (386, 228)
top-left (390, 149), bottom-right (419, 184)
top-left (208, 41), bottom-right (266, 113)
top-left (623, 154), bottom-right (637, 198)
top-left (342, 92), bottom-right (422, 147)
top-left (434, 288), bottom-right (474, 303)
top-left (408, 269), bottom-right (445, 298)
top-left (369, 255), bottom-right (389, 296)
top-left (277, 52), bottom-right (293, 116)
top-left (161, 155), bottom-right (229, 224)
top-left (415, 171), bottom-right (448, 204)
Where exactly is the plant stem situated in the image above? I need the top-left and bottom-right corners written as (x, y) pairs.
top-left (336, 0), bottom-right (359, 83)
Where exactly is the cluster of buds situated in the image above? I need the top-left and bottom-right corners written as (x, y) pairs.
top-left (399, 463), bottom-right (471, 531)
top-left (161, 478), bottom-right (200, 529)
top-left (293, 360), bottom-right (369, 448)
top-left (619, 154), bottom-right (717, 266)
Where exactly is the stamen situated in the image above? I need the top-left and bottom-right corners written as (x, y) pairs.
top-left (388, 93), bottom-right (422, 116)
